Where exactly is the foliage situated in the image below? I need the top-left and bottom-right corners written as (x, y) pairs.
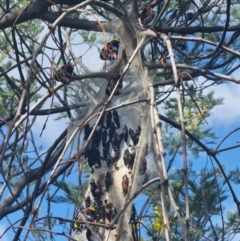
top-left (0, 0), bottom-right (239, 241)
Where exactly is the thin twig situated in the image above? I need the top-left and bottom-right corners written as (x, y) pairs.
top-left (163, 34), bottom-right (190, 240)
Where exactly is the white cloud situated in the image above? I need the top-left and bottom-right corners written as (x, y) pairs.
top-left (32, 113), bottom-right (69, 147)
top-left (0, 225), bottom-right (9, 241)
top-left (207, 83), bottom-right (240, 126)
top-left (232, 233), bottom-right (240, 241)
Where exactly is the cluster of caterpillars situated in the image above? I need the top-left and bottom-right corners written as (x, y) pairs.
top-left (73, 108), bottom-right (148, 238)
top-left (54, 6), bottom-right (155, 97)
top-left (64, 5), bottom-right (155, 240)
top-left (84, 109), bottom-right (142, 175)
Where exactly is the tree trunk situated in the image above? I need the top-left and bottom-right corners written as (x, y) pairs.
top-left (72, 23), bottom-right (158, 241)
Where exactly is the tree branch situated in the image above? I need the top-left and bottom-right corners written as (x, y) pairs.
top-left (155, 25), bottom-right (240, 34)
top-left (145, 62), bottom-right (240, 84)
top-left (41, 12), bottom-right (115, 33)
top-left (0, 0), bottom-right (50, 30)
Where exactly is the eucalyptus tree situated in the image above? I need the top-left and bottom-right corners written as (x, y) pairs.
top-left (0, 0), bottom-right (240, 241)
